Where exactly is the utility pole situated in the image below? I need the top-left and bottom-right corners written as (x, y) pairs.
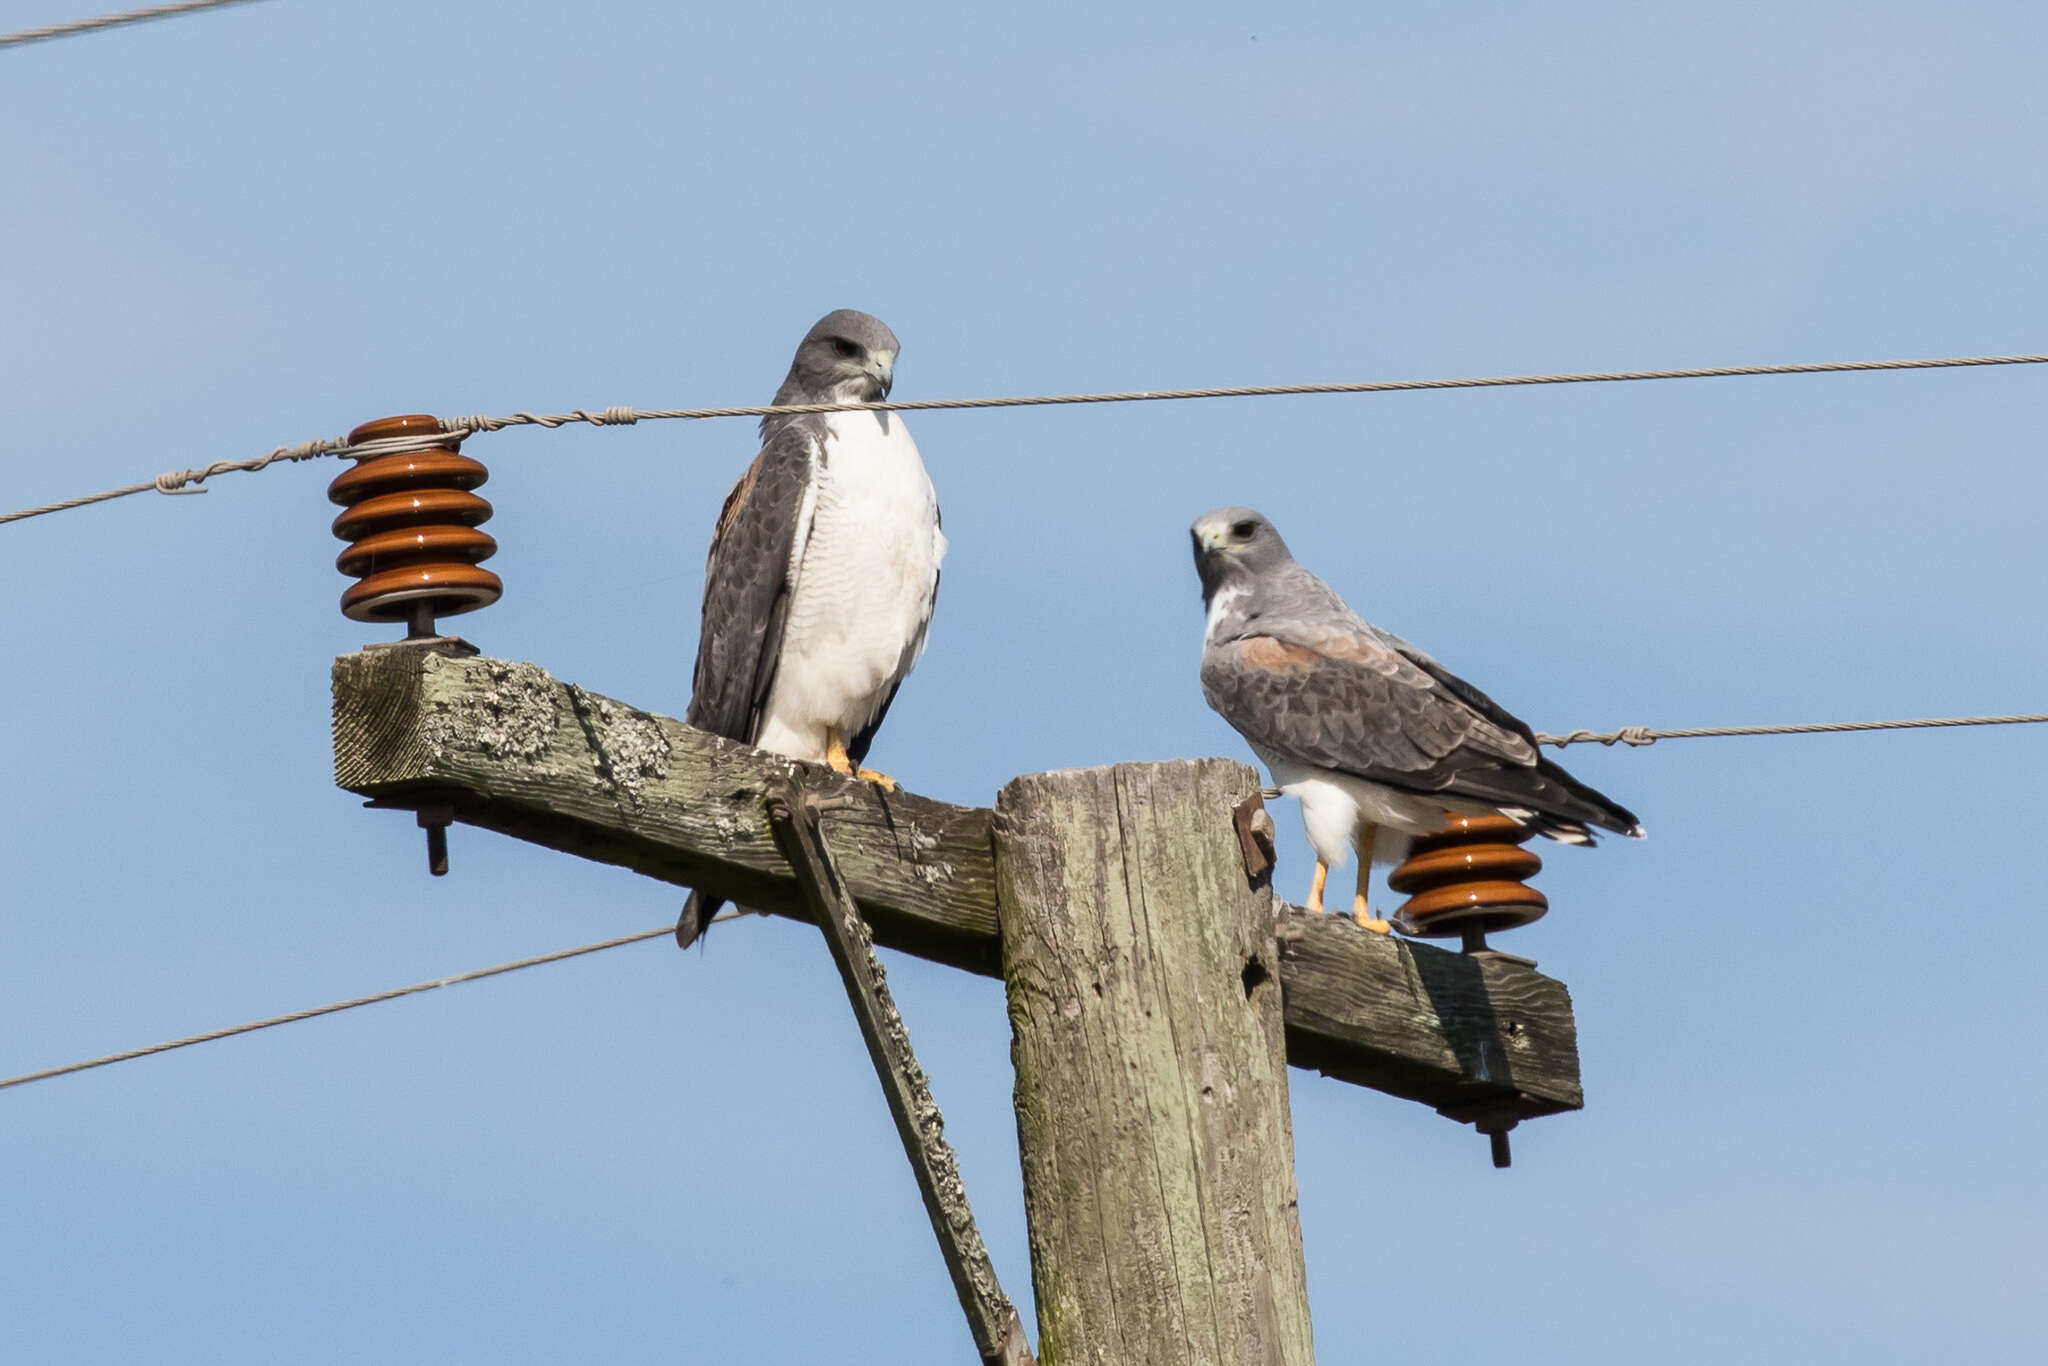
top-left (333, 646), bottom-right (1584, 1363)
top-left (997, 761), bottom-right (1314, 1364)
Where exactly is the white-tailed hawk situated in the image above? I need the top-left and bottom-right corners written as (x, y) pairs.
top-left (1193, 507), bottom-right (1640, 932)
top-left (676, 310), bottom-right (946, 948)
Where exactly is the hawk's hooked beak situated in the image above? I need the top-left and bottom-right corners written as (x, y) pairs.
top-left (1194, 522), bottom-right (1232, 553)
top-left (866, 351), bottom-right (895, 400)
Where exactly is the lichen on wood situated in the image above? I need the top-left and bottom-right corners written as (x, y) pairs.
top-left (419, 656), bottom-right (558, 763)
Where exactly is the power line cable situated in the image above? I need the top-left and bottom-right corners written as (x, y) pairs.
top-left (6, 349), bottom-right (2046, 528)
top-left (0, 0), bottom-right (267, 50)
top-left (0, 923), bottom-right (698, 1093)
top-left (1535, 712), bottom-right (2048, 747)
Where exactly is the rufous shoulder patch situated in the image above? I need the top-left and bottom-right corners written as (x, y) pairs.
top-left (1308, 631), bottom-right (1397, 667)
top-left (1238, 637), bottom-right (1322, 672)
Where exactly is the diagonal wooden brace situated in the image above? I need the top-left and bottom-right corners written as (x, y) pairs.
top-left (765, 781), bottom-right (1036, 1366)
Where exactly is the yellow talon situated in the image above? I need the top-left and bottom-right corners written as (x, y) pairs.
top-left (823, 729), bottom-right (894, 788)
top-left (1352, 893), bottom-right (1392, 935)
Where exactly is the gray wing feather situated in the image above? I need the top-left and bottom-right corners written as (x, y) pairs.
top-left (1202, 627), bottom-right (1640, 837)
top-left (677, 423), bottom-right (817, 951)
top-left (686, 423), bottom-right (816, 744)
top-left (1202, 635), bottom-right (1519, 772)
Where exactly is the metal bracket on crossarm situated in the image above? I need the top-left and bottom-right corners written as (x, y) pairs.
top-left (765, 780), bottom-right (1036, 1366)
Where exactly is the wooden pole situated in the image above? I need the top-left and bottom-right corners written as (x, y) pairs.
top-left (994, 760), bottom-right (1315, 1366)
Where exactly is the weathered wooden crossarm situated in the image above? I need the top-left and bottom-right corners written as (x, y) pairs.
top-left (332, 648), bottom-right (1583, 1123)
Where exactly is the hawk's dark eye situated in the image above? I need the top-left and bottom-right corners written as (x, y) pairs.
top-left (831, 337), bottom-right (862, 359)
top-left (1231, 520), bottom-right (1257, 540)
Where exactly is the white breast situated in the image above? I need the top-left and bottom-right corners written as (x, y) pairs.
top-left (753, 412), bottom-right (947, 761)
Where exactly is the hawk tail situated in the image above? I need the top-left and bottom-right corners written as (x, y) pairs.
top-left (674, 891), bottom-right (724, 951)
top-left (1536, 757), bottom-right (1646, 840)
top-left (1494, 758), bottom-right (1646, 844)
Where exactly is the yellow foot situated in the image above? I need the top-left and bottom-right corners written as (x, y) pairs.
top-left (854, 767), bottom-right (898, 792)
top-left (1352, 894), bottom-right (1392, 935)
top-left (1306, 860), bottom-right (1329, 913)
top-left (825, 729), bottom-right (855, 777)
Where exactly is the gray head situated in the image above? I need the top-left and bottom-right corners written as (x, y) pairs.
top-left (773, 309), bottom-right (901, 407)
top-left (1191, 506), bottom-right (1296, 604)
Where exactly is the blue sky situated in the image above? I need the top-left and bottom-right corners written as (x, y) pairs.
top-left (4, 1), bottom-right (2046, 1361)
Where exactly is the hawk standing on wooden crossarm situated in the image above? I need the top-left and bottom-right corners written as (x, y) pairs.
top-left (676, 310), bottom-right (946, 949)
top-left (1192, 506), bottom-right (1641, 932)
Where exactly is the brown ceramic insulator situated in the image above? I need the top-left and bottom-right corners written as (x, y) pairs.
top-left (334, 524), bottom-right (499, 578)
top-left (327, 448), bottom-right (489, 502)
top-left (346, 413), bottom-right (445, 447)
top-left (1396, 879), bottom-right (1550, 928)
top-left (330, 487), bottom-right (494, 543)
top-left (1400, 812), bottom-right (1536, 858)
top-left (328, 415), bottom-right (502, 626)
top-left (1389, 813), bottom-right (1549, 937)
top-left (1386, 836), bottom-right (1541, 892)
top-left (341, 564), bottom-right (504, 623)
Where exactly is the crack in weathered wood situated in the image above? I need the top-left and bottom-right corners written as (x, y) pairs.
top-left (331, 648), bottom-right (1581, 1122)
